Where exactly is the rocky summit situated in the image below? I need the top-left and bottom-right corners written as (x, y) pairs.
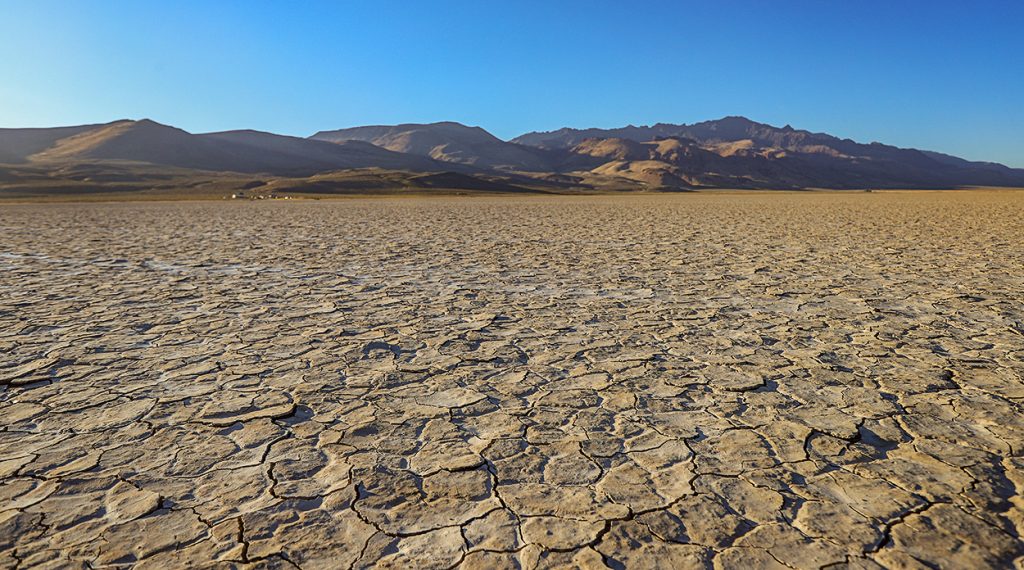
top-left (3, 117), bottom-right (1024, 198)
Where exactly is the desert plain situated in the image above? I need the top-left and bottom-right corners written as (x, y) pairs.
top-left (1, 190), bottom-right (1023, 569)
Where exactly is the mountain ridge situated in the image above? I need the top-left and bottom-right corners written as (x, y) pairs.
top-left (1, 119), bottom-right (441, 175)
top-left (311, 121), bottom-right (556, 171)
top-left (508, 116), bottom-right (1024, 189)
top-left (2, 116), bottom-right (1023, 194)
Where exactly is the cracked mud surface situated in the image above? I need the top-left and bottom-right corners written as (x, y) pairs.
top-left (1, 192), bottom-right (1023, 569)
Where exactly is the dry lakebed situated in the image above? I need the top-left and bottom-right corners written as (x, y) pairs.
top-left (1, 191), bottom-right (1023, 569)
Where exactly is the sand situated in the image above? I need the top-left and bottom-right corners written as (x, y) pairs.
top-left (1, 191), bottom-right (1022, 568)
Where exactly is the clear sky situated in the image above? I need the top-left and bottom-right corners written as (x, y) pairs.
top-left (2, 0), bottom-right (1022, 166)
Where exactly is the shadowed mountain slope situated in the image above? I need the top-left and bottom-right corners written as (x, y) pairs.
top-left (311, 121), bottom-right (556, 171)
top-left (0, 124), bottom-right (104, 163)
top-left (201, 129), bottom-right (439, 172)
top-left (513, 117), bottom-right (1024, 189)
top-left (1, 119), bottom-right (441, 175)
top-left (2, 117), bottom-right (1023, 192)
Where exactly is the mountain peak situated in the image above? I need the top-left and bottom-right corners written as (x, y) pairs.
top-left (109, 118), bottom-right (166, 128)
top-left (3, 117), bottom-right (1022, 190)
top-left (717, 115), bottom-right (756, 124)
top-left (429, 120), bottom-right (472, 128)
top-left (310, 122), bottom-right (553, 170)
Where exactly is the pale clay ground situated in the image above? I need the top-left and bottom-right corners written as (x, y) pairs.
top-left (1, 192), bottom-right (1023, 570)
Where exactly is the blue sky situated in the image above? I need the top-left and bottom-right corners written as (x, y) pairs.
top-left (2, 1), bottom-right (1022, 166)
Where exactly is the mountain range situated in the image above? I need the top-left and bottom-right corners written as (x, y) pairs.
top-left (2, 116), bottom-right (1022, 197)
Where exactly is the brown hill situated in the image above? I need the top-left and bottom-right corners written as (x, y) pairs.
top-left (513, 117), bottom-right (1024, 189)
top-left (311, 121), bottom-right (556, 171)
top-left (0, 124), bottom-right (104, 163)
top-left (568, 137), bottom-right (799, 189)
top-left (201, 129), bottom-right (439, 172)
top-left (4, 117), bottom-right (1023, 192)
top-left (1, 120), bottom-right (440, 175)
